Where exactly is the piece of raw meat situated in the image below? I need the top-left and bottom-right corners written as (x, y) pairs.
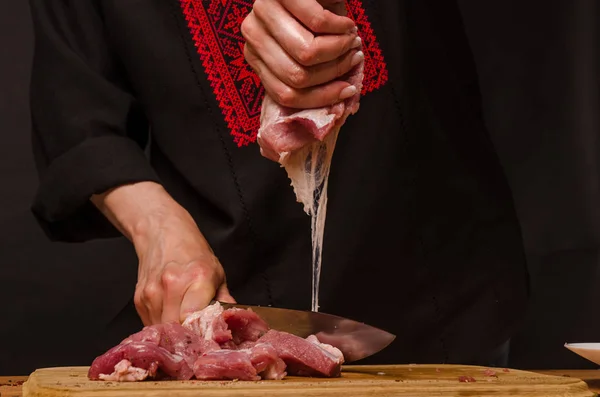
top-left (306, 335), bottom-right (345, 363)
top-left (256, 61), bottom-right (363, 210)
top-left (193, 343), bottom-right (286, 381)
top-left (222, 307), bottom-right (269, 344)
top-left (182, 302), bottom-right (232, 344)
top-left (120, 326), bottom-right (162, 345)
top-left (89, 323), bottom-right (216, 381)
top-left (257, 330), bottom-right (344, 377)
top-left (183, 303), bottom-right (269, 347)
top-left (88, 341), bottom-right (192, 381)
top-left (248, 343), bottom-right (287, 380)
top-left (159, 323), bottom-right (220, 367)
top-left (193, 350), bottom-right (259, 381)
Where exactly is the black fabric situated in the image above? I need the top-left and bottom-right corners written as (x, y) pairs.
top-left (32, 136), bottom-right (161, 241)
top-left (27, 0), bottom-right (530, 365)
top-left (459, 1), bottom-right (600, 257)
top-left (458, 0), bottom-right (600, 368)
top-left (29, 0), bottom-right (160, 241)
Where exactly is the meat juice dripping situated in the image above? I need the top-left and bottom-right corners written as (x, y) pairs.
top-left (283, 128), bottom-right (340, 312)
top-left (256, 3), bottom-right (360, 314)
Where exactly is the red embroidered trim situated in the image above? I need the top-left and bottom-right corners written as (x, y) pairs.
top-left (346, 0), bottom-right (388, 94)
top-left (180, 0), bottom-right (388, 147)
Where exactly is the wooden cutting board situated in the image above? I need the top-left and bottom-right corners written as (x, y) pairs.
top-left (22, 365), bottom-right (596, 397)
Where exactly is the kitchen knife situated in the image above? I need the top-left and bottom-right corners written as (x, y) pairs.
top-left (218, 302), bottom-right (396, 362)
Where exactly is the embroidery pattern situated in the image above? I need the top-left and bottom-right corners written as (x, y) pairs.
top-left (181, 0), bottom-right (388, 146)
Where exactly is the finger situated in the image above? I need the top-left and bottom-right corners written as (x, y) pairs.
top-left (160, 263), bottom-right (186, 324)
top-left (215, 282), bottom-right (237, 304)
top-left (180, 281), bottom-right (218, 323)
top-left (246, 44), bottom-right (356, 109)
top-left (280, 0), bottom-right (354, 33)
top-left (251, 0), bottom-right (358, 67)
top-left (246, 15), bottom-right (362, 88)
top-left (134, 286), bottom-right (151, 326)
top-left (141, 281), bottom-right (163, 325)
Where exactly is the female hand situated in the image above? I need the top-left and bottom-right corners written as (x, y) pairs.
top-left (242, 0), bottom-right (364, 109)
top-left (92, 181), bottom-right (236, 325)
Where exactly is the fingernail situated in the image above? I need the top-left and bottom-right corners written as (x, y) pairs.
top-left (349, 26), bottom-right (358, 34)
top-left (350, 51), bottom-right (364, 67)
top-left (351, 36), bottom-right (362, 49)
top-left (339, 85), bottom-right (357, 100)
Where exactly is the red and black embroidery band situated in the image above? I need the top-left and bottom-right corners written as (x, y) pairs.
top-left (180, 0), bottom-right (388, 147)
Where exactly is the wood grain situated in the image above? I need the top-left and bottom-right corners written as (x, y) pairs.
top-left (0, 377), bottom-right (27, 397)
top-left (17, 365), bottom-right (596, 397)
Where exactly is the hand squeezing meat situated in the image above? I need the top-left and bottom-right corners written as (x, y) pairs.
top-left (243, 0), bottom-right (365, 312)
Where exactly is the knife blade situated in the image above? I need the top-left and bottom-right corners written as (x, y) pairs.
top-left (219, 302), bottom-right (396, 362)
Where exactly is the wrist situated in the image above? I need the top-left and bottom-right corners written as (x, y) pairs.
top-left (91, 181), bottom-right (191, 245)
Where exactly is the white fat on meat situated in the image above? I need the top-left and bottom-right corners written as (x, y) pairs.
top-left (99, 359), bottom-right (150, 382)
top-left (182, 302), bottom-right (224, 340)
top-left (306, 335), bottom-right (345, 364)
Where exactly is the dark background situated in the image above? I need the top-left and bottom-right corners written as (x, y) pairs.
top-left (1, 1), bottom-right (599, 373)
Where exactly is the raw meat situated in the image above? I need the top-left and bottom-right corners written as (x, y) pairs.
top-left (257, 330), bottom-right (344, 377)
top-left (89, 323), bottom-right (216, 381)
top-left (182, 302), bottom-right (269, 348)
top-left (248, 343), bottom-right (287, 380)
top-left (88, 341), bottom-right (192, 381)
top-left (193, 343), bottom-right (286, 381)
top-left (182, 302), bottom-right (231, 343)
top-left (256, 12), bottom-right (365, 313)
top-left (158, 323), bottom-right (220, 367)
top-left (306, 334), bottom-right (345, 363)
top-left (193, 350), bottom-right (260, 381)
top-left (222, 307), bottom-right (269, 344)
top-left (98, 359), bottom-right (150, 382)
top-left (90, 302), bottom-right (346, 382)
top-left (483, 368), bottom-right (497, 377)
top-left (121, 326), bottom-right (162, 345)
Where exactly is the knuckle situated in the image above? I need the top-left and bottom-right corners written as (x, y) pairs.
top-left (240, 14), bottom-right (253, 41)
top-left (133, 291), bottom-right (144, 309)
top-left (188, 259), bottom-right (217, 280)
top-left (296, 43), bottom-right (318, 66)
top-left (287, 65), bottom-right (310, 88)
top-left (142, 282), bottom-right (160, 301)
top-left (160, 268), bottom-right (180, 288)
top-left (240, 20), bottom-right (249, 41)
top-left (273, 86), bottom-right (297, 107)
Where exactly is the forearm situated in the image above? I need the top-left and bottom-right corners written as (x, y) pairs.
top-left (90, 181), bottom-right (192, 246)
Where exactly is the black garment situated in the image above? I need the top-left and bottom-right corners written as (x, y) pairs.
top-left (28, 0), bottom-right (529, 365)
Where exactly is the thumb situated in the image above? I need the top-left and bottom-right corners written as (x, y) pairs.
top-left (179, 281), bottom-right (217, 323)
top-left (215, 282), bottom-right (236, 304)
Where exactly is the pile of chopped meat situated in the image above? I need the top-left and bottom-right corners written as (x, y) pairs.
top-left (88, 302), bottom-right (344, 382)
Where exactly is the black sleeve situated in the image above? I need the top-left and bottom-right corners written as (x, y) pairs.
top-left (28, 0), bottom-right (161, 242)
